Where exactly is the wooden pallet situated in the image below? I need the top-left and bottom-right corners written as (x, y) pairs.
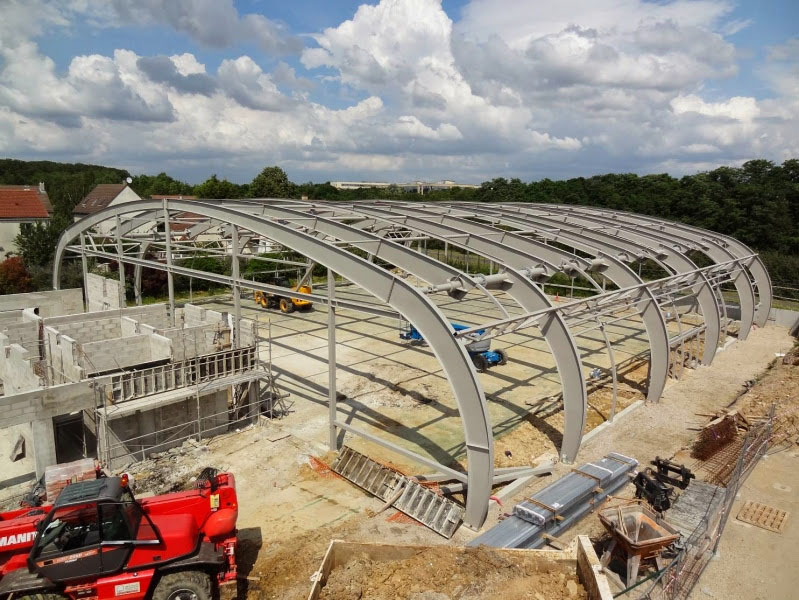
top-left (736, 500), bottom-right (789, 533)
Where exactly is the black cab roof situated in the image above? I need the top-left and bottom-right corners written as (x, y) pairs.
top-left (52, 477), bottom-right (124, 508)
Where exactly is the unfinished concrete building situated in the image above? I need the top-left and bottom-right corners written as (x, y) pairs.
top-left (0, 280), bottom-right (264, 492)
top-left (47, 198), bottom-right (771, 530)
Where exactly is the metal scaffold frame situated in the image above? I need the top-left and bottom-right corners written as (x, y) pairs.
top-left (52, 199), bottom-right (771, 530)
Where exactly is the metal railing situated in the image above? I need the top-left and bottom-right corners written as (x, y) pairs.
top-left (97, 345), bottom-right (257, 404)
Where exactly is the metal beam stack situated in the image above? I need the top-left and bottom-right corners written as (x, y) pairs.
top-left (469, 452), bottom-right (638, 549)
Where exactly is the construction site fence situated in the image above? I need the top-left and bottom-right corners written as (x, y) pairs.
top-left (637, 404), bottom-right (775, 600)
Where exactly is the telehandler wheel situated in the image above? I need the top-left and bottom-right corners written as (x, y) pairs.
top-left (259, 297), bottom-right (267, 309)
top-left (279, 298), bottom-right (295, 313)
top-left (496, 349), bottom-right (508, 366)
top-left (152, 570), bottom-right (212, 600)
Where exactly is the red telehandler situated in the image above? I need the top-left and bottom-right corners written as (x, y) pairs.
top-left (0, 470), bottom-right (238, 600)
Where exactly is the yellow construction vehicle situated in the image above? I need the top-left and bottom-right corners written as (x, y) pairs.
top-left (253, 276), bottom-right (312, 313)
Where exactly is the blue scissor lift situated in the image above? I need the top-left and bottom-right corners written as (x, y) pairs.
top-left (400, 321), bottom-right (508, 372)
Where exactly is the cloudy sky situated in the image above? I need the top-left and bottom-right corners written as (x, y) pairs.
top-left (0, 0), bottom-right (797, 184)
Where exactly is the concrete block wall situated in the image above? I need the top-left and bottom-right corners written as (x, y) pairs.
top-left (44, 327), bottom-right (84, 384)
top-left (0, 379), bottom-right (97, 477)
top-left (0, 310), bottom-right (24, 326)
top-left (50, 316), bottom-right (122, 344)
top-left (106, 389), bottom-right (229, 468)
top-left (81, 334), bottom-right (171, 374)
top-left (0, 288), bottom-right (83, 317)
top-left (133, 305), bottom-right (170, 330)
top-left (181, 303), bottom-right (255, 347)
top-left (43, 304), bottom-right (168, 342)
top-left (1, 319), bottom-right (40, 354)
top-left (121, 316), bottom-right (139, 337)
top-left (159, 325), bottom-right (221, 361)
top-left (86, 273), bottom-right (122, 312)
top-left (0, 422), bottom-right (36, 487)
top-left (0, 340), bottom-right (42, 394)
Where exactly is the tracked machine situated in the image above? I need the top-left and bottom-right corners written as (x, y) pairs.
top-left (0, 470), bottom-right (238, 600)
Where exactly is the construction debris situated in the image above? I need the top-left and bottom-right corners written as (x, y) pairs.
top-left (691, 411), bottom-right (746, 460)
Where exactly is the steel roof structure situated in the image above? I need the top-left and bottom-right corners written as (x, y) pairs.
top-left (53, 199), bottom-right (770, 529)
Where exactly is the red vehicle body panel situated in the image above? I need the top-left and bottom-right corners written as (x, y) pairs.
top-left (0, 472), bottom-right (238, 600)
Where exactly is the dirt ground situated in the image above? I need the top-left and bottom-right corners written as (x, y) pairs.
top-left (115, 317), bottom-right (795, 600)
top-left (318, 546), bottom-right (585, 600)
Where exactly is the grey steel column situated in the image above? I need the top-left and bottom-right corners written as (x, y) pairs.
top-left (115, 215), bottom-right (126, 308)
top-left (133, 241), bottom-right (150, 307)
top-left (162, 200), bottom-right (175, 327)
top-left (80, 232), bottom-right (89, 310)
top-left (231, 226), bottom-right (241, 348)
top-left (328, 268), bottom-right (338, 451)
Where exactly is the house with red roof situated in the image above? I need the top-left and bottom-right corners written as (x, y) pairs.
top-left (0, 183), bottom-right (52, 256)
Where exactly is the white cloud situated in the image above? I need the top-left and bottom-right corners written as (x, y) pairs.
top-left (670, 95), bottom-right (759, 120)
top-left (106, 0), bottom-right (302, 54)
top-left (0, 0), bottom-right (796, 183)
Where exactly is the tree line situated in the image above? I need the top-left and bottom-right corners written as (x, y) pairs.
top-left (1, 158), bottom-right (796, 299)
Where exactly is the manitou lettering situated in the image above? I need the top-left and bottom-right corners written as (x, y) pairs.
top-left (0, 531), bottom-right (36, 547)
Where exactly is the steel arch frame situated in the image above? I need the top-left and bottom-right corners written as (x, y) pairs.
top-left (287, 201), bottom-right (591, 461)
top-left (563, 205), bottom-right (772, 327)
top-left (352, 201), bottom-right (670, 404)
top-left (528, 205), bottom-right (761, 338)
top-left (53, 200), bottom-right (496, 529)
top-left (111, 200), bottom-right (591, 462)
top-left (444, 203), bottom-right (723, 366)
top-left (52, 199), bottom-right (771, 531)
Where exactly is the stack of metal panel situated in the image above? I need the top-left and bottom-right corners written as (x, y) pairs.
top-left (469, 452), bottom-right (638, 549)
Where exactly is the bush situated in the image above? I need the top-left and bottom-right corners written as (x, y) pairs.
top-left (0, 257), bottom-right (33, 294)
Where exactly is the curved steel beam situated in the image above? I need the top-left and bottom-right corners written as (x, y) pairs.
top-left (472, 205), bottom-right (721, 366)
top-left (54, 200), bottom-right (494, 529)
top-left (573, 206), bottom-right (772, 327)
top-left (296, 201), bottom-right (589, 462)
top-left (369, 202), bottom-right (669, 404)
top-left (533, 205), bottom-right (757, 340)
top-left (117, 203), bottom-right (511, 318)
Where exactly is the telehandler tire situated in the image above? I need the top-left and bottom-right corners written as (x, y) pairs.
top-left (152, 570), bottom-right (212, 600)
top-left (16, 594), bottom-right (68, 600)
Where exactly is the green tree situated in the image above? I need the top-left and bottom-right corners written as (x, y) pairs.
top-left (249, 166), bottom-right (294, 198)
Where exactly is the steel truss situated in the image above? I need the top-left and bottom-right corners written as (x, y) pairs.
top-left (52, 199), bottom-right (770, 530)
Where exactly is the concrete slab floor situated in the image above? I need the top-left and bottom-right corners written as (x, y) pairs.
top-left (205, 283), bottom-right (662, 474)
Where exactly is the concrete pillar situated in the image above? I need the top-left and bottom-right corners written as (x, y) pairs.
top-left (31, 418), bottom-right (56, 478)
